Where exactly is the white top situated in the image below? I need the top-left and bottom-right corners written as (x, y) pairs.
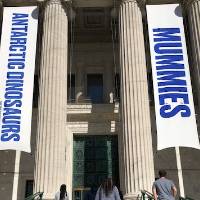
top-left (55, 191), bottom-right (69, 200)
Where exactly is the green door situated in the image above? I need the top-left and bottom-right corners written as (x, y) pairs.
top-left (73, 135), bottom-right (119, 190)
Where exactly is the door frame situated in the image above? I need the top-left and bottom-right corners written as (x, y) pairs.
top-left (66, 121), bottom-right (120, 200)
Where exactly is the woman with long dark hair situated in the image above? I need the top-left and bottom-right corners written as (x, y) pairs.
top-left (95, 178), bottom-right (121, 200)
top-left (55, 184), bottom-right (68, 200)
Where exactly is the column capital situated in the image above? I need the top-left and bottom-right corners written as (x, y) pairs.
top-left (121, 0), bottom-right (137, 2)
top-left (38, 0), bottom-right (72, 12)
top-left (121, 0), bottom-right (146, 15)
top-left (47, 0), bottom-right (62, 5)
top-left (121, 0), bottom-right (146, 4)
top-left (37, 0), bottom-right (71, 5)
top-left (183, 0), bottom-right (200, 9)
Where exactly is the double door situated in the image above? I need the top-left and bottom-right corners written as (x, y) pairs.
top-left (73, 135), bottom-right (119, 200)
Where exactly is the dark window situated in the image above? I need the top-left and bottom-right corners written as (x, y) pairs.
top-left (115, 74), bottom-right (120, 101)
top-left (87, 74), bottom-right (103, 103)
top-left (147, 71), bottom-right (154, 105)
top-left (25, 180), bottom-right (33, 198)
top-left (68, 74), bottom-right (75, 102)
top-left (33, 75), bottom-right (39, 108)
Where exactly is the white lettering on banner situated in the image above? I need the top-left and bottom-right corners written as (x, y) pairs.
top-left (146, 4), bottom-right (200, 150)
top-left (0, 7), bottom-right (38, 152)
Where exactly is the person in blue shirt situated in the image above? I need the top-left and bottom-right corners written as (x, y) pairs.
top-left (152, 170), bottom-right (177, 200)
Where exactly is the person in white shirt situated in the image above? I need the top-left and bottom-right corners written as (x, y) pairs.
top-left (55, 184), bottom-right (69, 200)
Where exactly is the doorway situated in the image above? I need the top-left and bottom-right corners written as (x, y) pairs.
top-left (73, 135), bottom-right (119, 200)
top-left (87, 74), bottom-right (103, 103)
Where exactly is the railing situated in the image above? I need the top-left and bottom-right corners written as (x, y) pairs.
top-left (73, 187), bottom-right (90, 200)
top-left (140, 190), bottom-right (195, 200)
top-left (140, 190), bottom-right (154, 200)
top-left (25, 192), bottom-right (43, 200)
top-left (179, 197), bottom-right (195, 200)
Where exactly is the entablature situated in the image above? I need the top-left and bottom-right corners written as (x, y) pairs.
top-left (1, 0), bottom-right (182, 7)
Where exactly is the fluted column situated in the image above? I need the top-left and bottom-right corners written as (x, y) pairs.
top-left (183, 0), bottom-right (200, 109)
top-left (119, 0), bottom-right (154, 199)
top-left (0, 0), bottom-right (3, 32)
top-left (34, 0), bottom-right (68, 199)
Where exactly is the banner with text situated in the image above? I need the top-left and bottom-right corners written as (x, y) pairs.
top-left (0, 6), bottom-right (38, 152)
top-left (146, 4), bottom-right (200, 150)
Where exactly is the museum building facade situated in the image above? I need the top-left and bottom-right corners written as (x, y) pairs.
top-left (0, 0), bottom-right (200, 200)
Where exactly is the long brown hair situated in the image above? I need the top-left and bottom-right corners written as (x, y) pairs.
top-left (101, 178), bottom-right (114, 197)
top-left (60, 184), bottom-right (67, 200)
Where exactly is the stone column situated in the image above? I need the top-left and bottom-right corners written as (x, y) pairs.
top-left (34, 0), bottom-right (68, 199)
top-left (119, 0), bottom-right (155, 198)
top-left (0, 0), bottom-right (3, 32)
top-left (183, 0), bottom-right (200, 108)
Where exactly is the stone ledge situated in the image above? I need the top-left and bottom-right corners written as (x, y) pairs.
top-left (67, 103), bottom-right (119, 114)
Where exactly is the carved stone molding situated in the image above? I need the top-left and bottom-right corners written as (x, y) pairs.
top-left (183, 0), bottom-right (200, 9)
top-left (121, 0), bottom-right (146, 15)
top-left (40, 0), bottom-right (71, 11)
top-left (39, 0), bottom-right (70, 6)
top-left (37, 0), bottom-right (45, 3)
top-left (121, 0), bottom-right (146, 5)
top-left (0, 0), bottom-right (5, 6)
top-left (122, 0), bottom-right (137, 2)
top-left (47, 0), bottom-right (61, 5)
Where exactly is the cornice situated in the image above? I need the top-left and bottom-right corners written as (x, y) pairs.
top-left (1, 0), bottom-right (36, 6)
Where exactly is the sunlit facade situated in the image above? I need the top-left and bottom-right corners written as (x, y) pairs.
top-left (0, 0), bottom-right (200, 200)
